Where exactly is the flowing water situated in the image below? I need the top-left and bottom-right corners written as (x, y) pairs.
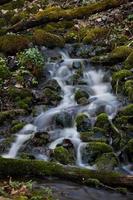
top-left (2, 48), bottom-right (120, 169)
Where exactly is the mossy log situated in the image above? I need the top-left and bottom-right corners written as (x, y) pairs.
top-left (0, 0), bottom-right (12, 5)
top-left (8, 0), bottom-right (127, 32)
top-left (0, 158), bottom-right (133, 189)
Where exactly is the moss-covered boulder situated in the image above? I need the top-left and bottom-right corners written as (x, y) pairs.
top-left (124, 139), bottom-right (133, 162)
top-left (124, 52), bottom-right (133, 69)
top-left (75, 89), bottom-right (89, 104)
top-left (118, 104), bottom-right (133, 117)
top-left (11, 121), bottom-right (25, 133)
top-left (43, 88), bottom-right (62, 106)
top-left (75, 113), bottom-right (91, 132)
top-left (29, 131), bottom-right (49, 147)
top-left (33, 29), bottom-right (65, 48)
top-left (112, 69), bottom-right (132, 83)
top-left (95, 152), bottom-right (118, 171)
top-left (94, 113), bottom-right (110, 131)
top-left (124, 80), bottom-right (133, 101)
top-left (0, 35), bottom-right (30, 55)
top-left (44, 79), bottom-right (61, 93)
top-left (83, 141), bottom-right (113, 165)
top-left (52, 146), bottom-right (74, 165)
top-left (91, 46), bottom-right (132, 65)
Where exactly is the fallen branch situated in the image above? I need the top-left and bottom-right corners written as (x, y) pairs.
top-left (8, 0), bottom-right (128, 32)
top-left (0, 158), bottom-right (133, 189)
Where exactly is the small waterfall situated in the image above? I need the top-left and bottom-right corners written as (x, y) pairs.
top-left (2, 48), bottom-right (119, 168)
top-left (3, 124), bottom-right (37, 158)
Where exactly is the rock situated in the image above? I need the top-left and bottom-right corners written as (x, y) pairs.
top-left (82, 141), bottom-right (113, 165)
top-left (95, 152), bottom-right (118, 171)
top-left (72, 61), bottom-right (83, 69)
top-left (76, 113), bottom-right (91, 132)
top-left (44, 79), bottom-right (61, 92)
top-left (124, 139), bottom-right (133, 162)
top-left (54, 112), bottom-right (73, 128)
top-left (30, 131), bottom-right (49, 146)
top-left (52, 146), bottom-right (75, 165)
top-left (43, 88), bottom-right (62, 106)
top-left (95, 113), bottom-right (110, 130)
top-left (125, 52), bottom-right (133, 69)
top-left (75, 89), bottom-right (89, 104)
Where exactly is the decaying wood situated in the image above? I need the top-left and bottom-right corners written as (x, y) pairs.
top-left (0, 158), bottom-right (133, 190)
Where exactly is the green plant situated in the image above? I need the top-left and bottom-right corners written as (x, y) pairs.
top-left (17, 48), bottom-right (44, 78)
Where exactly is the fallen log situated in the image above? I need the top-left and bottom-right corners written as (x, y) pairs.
top-left (0, 157), bottom-right (133, 190)
top-left (8, 0), bottom-right (128, 32)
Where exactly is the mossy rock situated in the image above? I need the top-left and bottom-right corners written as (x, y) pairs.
top-left (52, 146), bottom-right (74, 165)
top-left (91, 46), bottom-right (132, 65)
top-left (33, 29), bottom-right (65, 48)
top-left (43, 88), bottom-right (62, 105)
top-left (54, 112), bottom-right (73, 128)
top-left (80, 131), bottom-right (94, 142)
top-left (124, 80), bottom-right (133, 101)
top-left (75, 89), bottom-right (89, 104)
top-left (124, 52), bottom-right (133, 69)
top-left (0, 35), bottom-right (30, 55)
top-left (44, 79), bottom-right (61, 92)
top-left (95, 152), bottom-right (118, 171)
top-left (124, 139), bottom-right (133, 162)
top-left (83, 141), bottom-right (113, 165)
top-left (75, 113), bottom-right (91, 132)
top-left (29, 132), bottom-right (49, 147)
top-left (118, 104), bottom-right (133, 116)
top-left (11, 121), bottom-right (25, 133)
top-left (83, 27), bottom-right (107, 44)
top-left (0, 136), bottom-right (14, 154)
top-left (112, 69), bottom-right (132, 85)
top-left (95, 113), bottom-right (110, 129)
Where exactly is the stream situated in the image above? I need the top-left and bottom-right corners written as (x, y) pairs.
top-left (2, 47), bottom-right (119, 168)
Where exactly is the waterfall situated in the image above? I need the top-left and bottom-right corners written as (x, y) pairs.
top-left (2, 48), bottom-right (119, 168)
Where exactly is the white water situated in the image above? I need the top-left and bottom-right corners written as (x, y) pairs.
top-left (2, 49), bottom-right (119, 168)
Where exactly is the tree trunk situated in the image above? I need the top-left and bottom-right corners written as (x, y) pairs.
top-left (8, 0), bottom-right (128, 32)
top-left (0, 158), bottom-right (133, 189)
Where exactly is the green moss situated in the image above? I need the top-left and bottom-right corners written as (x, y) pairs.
top-left (8, 87), bottom-right (32, 100)
top-left (80, 131), bottom-right (94, 142)
top-left (86, 142), bottom-right (113, 154)
top-left (0, 18), bottom-right (7, 27)
top-left (95, 113), bottom-right (109, 128)
top-left (119, 104), bottom-right (133, 116)
top-left (116, 187), bottom-right (128, 195)
top-left (43, 88), bottom-right (62, 105)
top-left (33, 29), bottom-right (65, 48)
top-left (125, 139), bottom-right (133, 158)
top-left (124, 52), bottom-right (133, 69)
top-left (91, 46), bottom-right (132, 65)
top-left (0, 56), bottom-right (10, 80)
top-left (86, 178), bottom-right (101, 187)
top-left (83, 27), bottom-right (107, 44)
top-left (75, 89), bottom-right (89, 104)
top-left (95, 153), bottom-right (118, 171)
top-left (53, 146), bottom-right (74, 165)
top-left (34, 0), bottom-right (124, 23)
top-left (124, 80), bottom-right (133, 101)
top-left (112, 69), bottom-right (132, 82)
top-left (0, 109), bottom-right (26, 125)
top-left (0, 35), bottom-right (30, 55)
top-left (11, 122), bottom-right (25, 133)
top-left (75, 113), bottom-right (91, 131)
